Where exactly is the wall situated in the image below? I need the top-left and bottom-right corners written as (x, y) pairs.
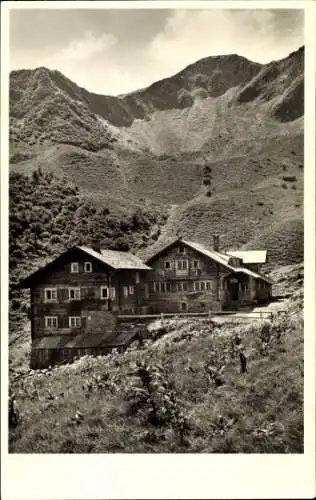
top-left (220, 274), bottom-right (271, 308)
top-left (146, 243), bottom-right (229, 313)
top-left (30, 249), bottom-right (148, 339)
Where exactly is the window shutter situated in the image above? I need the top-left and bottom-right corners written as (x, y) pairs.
top-left (57, 288), bottom-right (63, 302)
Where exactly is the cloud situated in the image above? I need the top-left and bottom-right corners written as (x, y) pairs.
top-left (145, 10), bottom-right (304, 77)
top-left (9, 9), bottom-right (303, 95)
top-left (58, 31), bottom-right (117, 61)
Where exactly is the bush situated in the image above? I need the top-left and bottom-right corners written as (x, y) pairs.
top-left (282, 175), bottom-right (297, 182)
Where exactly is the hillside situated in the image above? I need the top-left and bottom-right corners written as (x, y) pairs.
top-left (9, 265), bottom-right (303, 453)
top-left (9, 47), bottom-right (304, 266)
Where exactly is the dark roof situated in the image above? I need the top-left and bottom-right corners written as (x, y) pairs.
top-left (32, 330), bottom-right (138, 350)
top-left (145, 238), bottom-right (272, 284)
top-left (18, 245), bottom-right (151, 288)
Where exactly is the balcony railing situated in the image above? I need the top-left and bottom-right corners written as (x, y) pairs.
top-left (155, 269), bottom-right (202, 279)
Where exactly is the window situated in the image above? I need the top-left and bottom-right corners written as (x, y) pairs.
top-left (69, 287), bottom-right (81, 300)
top-left (153, 283), bottom-right (157, 293)
top-left (44, 288), bottom-right (57, 302)
top-left (135, 272), bottom-right (140, 284)
top-left (111, 287), bottom-right (116, 299)
top-left (129, 286), bottom-right (134, 295)
top-left (71, 262), bottom-right (79, 273)
top-left (45, 316), bottom-right (58, 329)
top-left (84, 262), bottom-right (92, 273)
top-left (183, 281), bottom-right (188, 292)
top-left (177, 260), bottom-right (188, 270)
top-left (123, 286), bottom-right (128, 298)
top-left (166, 282), bottom-right (172, 292)
top-left (200, 282), bottom-right (205, 291)
top-left (101, 286), bottom-right (109, 299)
top-left (161, 283), bottom-right (166, 293)
top-left (178, 245), bottom-right (186, 255)
top-left (164, 261), bottom-right (171, 269)
top-left (206, 281), bottom-right (212, 291)
top-left (193, 260), bottom-right (200, 269)
top-left (194, 282), bottom-right (200, 292)
top-left (69, 316), bottom-right (81, 328)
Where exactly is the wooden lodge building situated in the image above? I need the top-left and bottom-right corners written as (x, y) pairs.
top-left (18, 245), bottom-right (151, 368)
top-left (18, 237), bottom-right (272, 368)
top-left (144, 237), bottom-right (272, 314)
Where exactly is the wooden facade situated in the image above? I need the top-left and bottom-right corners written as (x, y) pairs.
top-left (145, 239), bottom-right (272, 313)
top-left (18, 246), bottom-right (150, 368)
top-left (18, 240), bottom-right (272, 369)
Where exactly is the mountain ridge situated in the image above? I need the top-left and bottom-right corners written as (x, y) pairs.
top-left (9, 45), bottom-right (304, 266)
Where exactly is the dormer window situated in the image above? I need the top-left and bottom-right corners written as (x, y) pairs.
top-left (84, 262), bottom-right (92, 273)
top-left (71, 262), bottom-right (79, 273)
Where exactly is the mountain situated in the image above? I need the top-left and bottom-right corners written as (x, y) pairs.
top-left (9, 47), bottom-right (304, 266)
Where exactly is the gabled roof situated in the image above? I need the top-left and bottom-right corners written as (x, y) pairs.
top-left (77, 246), bottom-right (151, 270)
top-left (182, 240), bottom-right (233, 268)
top-left (18, 245), bottom-right (151, 288)
top-left (146, 238), bottom-right (233, 269)
top-left (145, 238), bottom-right (272, 284)
top-left (227, 250), bottom-right (267, 264)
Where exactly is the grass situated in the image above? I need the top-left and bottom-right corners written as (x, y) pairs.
top-left (9, 284), bottom-right (303, 453)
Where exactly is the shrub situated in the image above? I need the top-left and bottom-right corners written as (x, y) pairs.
top-left (50, 235), bottom-right (62, 244)
top-left (282, 176), bottom-right (297, 182)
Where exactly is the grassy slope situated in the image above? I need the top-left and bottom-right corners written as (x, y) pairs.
top-left (9, 271), bottom-right (303, 453)
top-left (10, 126), bottom-right (304, 265)
top-left (138, 131), bottom-right (303, 266)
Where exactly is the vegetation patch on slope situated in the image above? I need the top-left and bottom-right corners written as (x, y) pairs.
top-left (9, 292), bottom-right (303, 453)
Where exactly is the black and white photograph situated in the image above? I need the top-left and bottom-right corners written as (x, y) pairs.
top-left (1, 0), bottom-right (315, 497)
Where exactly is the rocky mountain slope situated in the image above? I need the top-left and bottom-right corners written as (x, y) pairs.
top-left (9, 46), bottom-right (304, 265)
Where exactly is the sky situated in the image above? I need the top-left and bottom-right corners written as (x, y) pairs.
top-left (9, 8), bottom-right (304, 95)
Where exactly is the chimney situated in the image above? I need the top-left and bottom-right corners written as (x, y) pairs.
top-left (213, 234), bottom-right (220, 251)
top-left (91, 239), bottom-right (102, 253)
